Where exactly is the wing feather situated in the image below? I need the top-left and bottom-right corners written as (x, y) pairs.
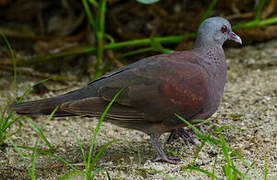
top-left (60, 97), bottom-right (144, 121)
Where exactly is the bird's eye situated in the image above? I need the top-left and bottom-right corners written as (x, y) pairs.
top-left (221, 25), bottom-right (227, 33)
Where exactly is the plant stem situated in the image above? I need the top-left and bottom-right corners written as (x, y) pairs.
top-left (232, 17), bottom-right (277, 29)
top-left (106, 33), bottom-right (195, 50)
top-left (201, 0), bottom-right (218, 22)
top-left (82, 0), bottom-right (95, 28)
top-left (93, 0), bottom-right (107, 80)
top-left (88, 0), bottom-right (98, 8)
top-left (255, 0), bottom-right (268, 21)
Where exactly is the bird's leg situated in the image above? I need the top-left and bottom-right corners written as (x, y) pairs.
top-left (166, 128), bottom-right (195, 145)
top-left (150, 134), bottom-right (181, 164)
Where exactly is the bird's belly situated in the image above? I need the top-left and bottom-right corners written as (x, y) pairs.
top-left (198, 83), bottom-right (224, 119)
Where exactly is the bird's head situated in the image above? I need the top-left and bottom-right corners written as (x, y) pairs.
top-left (194, 17), bottom-right (242, 48)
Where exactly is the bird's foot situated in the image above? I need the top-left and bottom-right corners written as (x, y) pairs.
top-left (166, 128), bottom-right (195, 145)
top-left (152, 155), bottom-right (181, 164)
top-left (150, 134), bottom-right (181, 164)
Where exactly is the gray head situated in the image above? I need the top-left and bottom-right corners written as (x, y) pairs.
top-left (194, 17), bottom-right (242, 48)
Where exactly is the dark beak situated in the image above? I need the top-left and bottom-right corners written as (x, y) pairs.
top-left (228, 31), bottom-right (242, 44)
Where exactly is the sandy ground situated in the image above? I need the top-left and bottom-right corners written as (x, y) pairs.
top-left (0, 40), bottom-right (276, 179)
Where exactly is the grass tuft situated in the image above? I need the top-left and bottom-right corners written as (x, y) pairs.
top-left (175, 114), bottom-right (256, 179)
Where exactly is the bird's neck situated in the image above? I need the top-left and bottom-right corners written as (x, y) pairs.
top-left (192, 45), bottom-right (226, 70)
top-left (194, 34), bottom-right (223, 49)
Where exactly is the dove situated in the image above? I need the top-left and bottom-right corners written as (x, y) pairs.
top-left (10, 17), bottom-right (242, 163)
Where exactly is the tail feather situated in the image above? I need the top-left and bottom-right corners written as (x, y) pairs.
top-left (9, 87), bottom-right (89, 116)
top-left (10, 98), bottom-right (73, 117)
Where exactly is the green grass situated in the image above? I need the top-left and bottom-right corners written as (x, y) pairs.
top-left (0, 32), bottom-right (16, 89)
top-left (0, 107), bottom-right (21, 149)
top-left (0, 37), bottom-right (50, 150)
top-left (82, 0), bottom-right (108, 80)
top-left (57, 87), bottom-right (126, 179)
top-left (5, 86), bottom-right (125, 179)
top-left (7, 106), bottom-right (59, 179)
top-left (174, 114), bottom-right (269, 180)
top-left (0, 33), bottom-right (20, 149)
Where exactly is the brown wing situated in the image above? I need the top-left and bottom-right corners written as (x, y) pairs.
top-left (60, 97), bottom-right (144, 121)
top-left (96, 51), bottom-right (208, 126)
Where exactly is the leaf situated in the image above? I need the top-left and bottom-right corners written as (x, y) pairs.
top-left (136, 0), bottom-right (160, 5)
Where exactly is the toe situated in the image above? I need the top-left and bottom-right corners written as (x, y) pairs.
top-left (152, 155), bottom-right (181, 164)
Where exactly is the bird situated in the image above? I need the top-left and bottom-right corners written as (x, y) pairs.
top-left (10, 17), bottom-right (242, 163)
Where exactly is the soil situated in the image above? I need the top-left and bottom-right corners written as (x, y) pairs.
top-left (0, 39), bottom-right (276, 179)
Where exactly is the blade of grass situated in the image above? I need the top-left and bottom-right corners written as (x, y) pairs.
top-left (7, 145), bottom-right (77, 170)
top-left (105, 170), bottom-right (111, 180)
top-left (98, 0), bottom-right (106, 34)
top-left (6, 118), bottom-right (22, 138)
top-left (88, 0), bottom-right (99, 8)
top-left (29, 105), bottom-right (60, 179)
top-left (232, 17), bottom-right (277, 29)
top-left (264, 154), bottom-right (268, 180)
top-left (175, 113), bottom-right (220, 147)
top-left (105, 33), bottom-right (195, 50)
top-left (1, 108), bottom-right (21, 146)
top-left (8, 138), bottom-right (32, 177)
top-left (0, 32), bottom-right (16, 89)
top-left (150, 37), bottom-right (174, 53)
top-left (222, 164), bottom-right (232, 180)
top-left (31, 138), bottom-right (39, 180)
top-left (2, 111), bottom-right (15, 130)
top-left (22, 106), bottom-right (59, 152)
top-left (212, 150), bottom-right (218, 180)
top-left (117, 47), bottom-right (155, 59)
top-left (0, 107), bottom-right (6, 126)
top-left (90, 168), bottom-right (104, 180)
top-left (192, 125), bottom-right (241, 166)
top-left (90, 139), bottom-right (120, 169)
top-left (68, 126), bottom-right (87, 164)
top-left (232, 165), bottom-right (250, 180)
top-left (82, 0), bottom-right (95, 28)
top-left (245, 161), bottom-right (256, 175)
top-left (23, 116), bottom-right (54, 152)
top-left (254, 0), bottom-right (268, 21)
top-left (17, 78), bottom-right (49, 103)
top-left (219, 133), bottom-right (231, 168)
top-left (93, 0), bottom-right (108, 80)
top-left (192, 130), bottom-right (216, 166)
top-left (201, 0), bottom-right (218, 22)
top-left (58, 170), bottom-right (86, 180)
top-left (104, 33), bottom-right (115, 44)
top-left (183, 166), bottom-right (220, 180)
top-left (175, 114), bottom-right (202, 135)
top-left (259, 17), bottom-right (277, 26)
top-left (86, 86), bottom-right (127, 178)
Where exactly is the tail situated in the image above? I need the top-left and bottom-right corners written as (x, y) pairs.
top-left (10, 98), bottom-right (72, 117)
top-left (10, 87), bottom-right (89, 117)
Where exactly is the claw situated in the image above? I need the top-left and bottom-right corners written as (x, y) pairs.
top-left (150, 134), bottom-right (181, 164)
top-left (166, 128), bottom-right (195, 145)
top-left (152, 155), bottom-right (181, 164)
